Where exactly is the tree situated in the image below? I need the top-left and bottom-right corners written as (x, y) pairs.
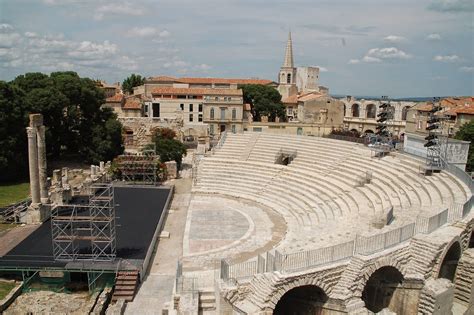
top-left (454, 120), bottom-right (474, 172)
top-left (239, 84), bottom-right (286, 122)
top-left (0, 71), bottom-right (124, 182)
top-left (122, 74), bottom-right (145, 95)
top-left (148, 128), bottom-right (186, 169)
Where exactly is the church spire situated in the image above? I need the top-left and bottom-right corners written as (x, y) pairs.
top-left (283, 31), bottom-right (294, 68)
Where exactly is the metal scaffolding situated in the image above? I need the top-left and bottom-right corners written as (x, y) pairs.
top-left (52, 184), bottom-right (116, 261)
top-left (424, 99), bottom-right (444, 171)
top-left (115, 151), bottom-right (159, 185)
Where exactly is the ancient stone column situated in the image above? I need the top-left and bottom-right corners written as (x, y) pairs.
top-left (53, 169), bottom-right (62, 188)
top-left (37, 125), bottom-right (49, 203)
top-left (27, 127), bottom-right (41, 204)
top-left (99, 161), bottom-right (105, 173)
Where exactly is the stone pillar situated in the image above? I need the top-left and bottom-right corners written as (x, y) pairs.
top-left (53, 169), bottom-right (62, 188)
top-left (62, 167), bottom-right (69, 186)
top-left (37, 125), bottom-right (49, 203)
top-left (99, 161), bottom-right (105, 173)
top-left (91, 165), bottom-right (97, 176)
top-left (27, 127), bottom-right (41, 204)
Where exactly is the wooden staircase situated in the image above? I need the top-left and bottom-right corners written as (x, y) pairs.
top-left (111, 270), bottom-right (140, 302)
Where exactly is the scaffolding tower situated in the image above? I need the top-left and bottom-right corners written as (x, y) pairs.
top-left (424, 98), bottom-right (444, 172)
top-left (370, 96), bottom-right (394, 157)
top-left (52, 183), bottom-right (116, 261)
top-left (115, 151), bottom-right (159, 185)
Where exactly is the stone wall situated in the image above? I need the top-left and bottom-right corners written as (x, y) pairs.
top-left (220, 215), bottom-right (474, 314)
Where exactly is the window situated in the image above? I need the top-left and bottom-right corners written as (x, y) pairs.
top-left (215, 97), bottom-right (219, 101)
top-left (180, 104), bottom-right (184, 110)
top-left (220, 108), bottom-right (226, 120)
top-left (152, 103), bottom-right (160, 118)
top-left (177, 95), bottom-right (186, 99)
top-left (231, 125), bottom-right (236, 133)
top-left (210, 124), bottom-right (214, 135)
top-left (232, 108), bottom-right (236, 120)
top-left (288, 107), bottom-right (293, 115)
top-left (189, 104), bottom-right (193, 112)
top-left (144, 104), bottom-right (149, 116)
top-left (417, 120), bottom-right (422, 129)
top-left (401, 106), bottom-right (409, 121)
top-left (287, 73), bottom-right (291, 84)
top-left (210, 108), bottom-right (215, 120)
top-left (366, 104), bottom-right (376, 119)
top-left (189, 114), bottom-right (193, 122)
top-left (198, 104), bottom-right (203, 112)
top-left (351, 104), bottom-right (360, 117)
top-left (198, 114), bottom-right (203, 122)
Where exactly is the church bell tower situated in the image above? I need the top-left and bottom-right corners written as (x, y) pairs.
top-left (278, 32), bottom-right (298, 99)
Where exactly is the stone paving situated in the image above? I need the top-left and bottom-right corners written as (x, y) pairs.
top-left (124, 151), bottom-right (193, 315)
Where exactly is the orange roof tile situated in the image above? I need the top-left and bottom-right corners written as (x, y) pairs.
top-left (151, 87), bottom-right (243, 96)
top-left (298, 92), bottom-right (323, 102)
top-left (123, 98), bottom-right (142, 110)
top-left (177, 77), bottom-right (274, 85)
top-left (106, 93), bottom-right (124, 102)
top-left (147, 76), bottom-right (178, 82)
top-left (282, 94), bottom-right (298, 104)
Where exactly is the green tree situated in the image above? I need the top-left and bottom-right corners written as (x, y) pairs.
top-left (122, 74), bottom-right (145, 95)
top-left (454, 120), bottom-right (474, 172)
top-left (148, 128), bottom-right (186, 169)
top-left (0, 71), bottom-right (124, 182)
top-left (239, 84), bottom-right (286, 122)
top-left (0, 81), bottom-right (28, 181)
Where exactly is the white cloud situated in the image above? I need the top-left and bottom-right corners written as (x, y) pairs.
top-left (317, 66), bottom-right (328, 72)
top-left (163, 60), bottom-right (189, 68)
top-left (426, 33), bottom-right (442, 40)
top-left (350, 47), bottom-right (412, 65)
top-left (126, 27), bottom-right (171, 39)
top-left (362, 56), bottom-right (382, 63)
top-left (94, 2), bottom-right (145, 20)
top-left (193, 63), bottom-right (212, 71)
top-left (0, 24), bottom-right (14, 32)
top-left (459, 66), bottom-right (474, 73)
top-left (366, 47), bottom-right (412, 60)
top-left (433, 54), bottom-right (460, 62)
top-left (383, 35), bottom-right (406, 43)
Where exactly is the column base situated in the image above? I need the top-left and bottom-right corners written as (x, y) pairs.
top-left (24, 203), bottom-right (51, 224)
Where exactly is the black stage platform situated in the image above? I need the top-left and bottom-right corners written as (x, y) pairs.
top-left (0, 185), bottom-right (172, 272)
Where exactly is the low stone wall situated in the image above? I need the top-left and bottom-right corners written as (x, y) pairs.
top-left (0, 281), bottom-right (22, 313)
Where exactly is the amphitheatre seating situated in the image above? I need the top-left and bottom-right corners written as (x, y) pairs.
top-left (193, 133), bottom-right (471, 252)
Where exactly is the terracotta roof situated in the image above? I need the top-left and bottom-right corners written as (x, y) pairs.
top-left (106, 93), bottom-right (124, 102)
top-left (177, 77), bottom-right (274, 85)
top-left (298, 92), bottom-right (323, 102)
top-left (415, 97), bottom-right (473, 114)
top-left (123, 98), bottom-right (142, 110)
top-left (151, 87), bottom-right (243, 96)
top-left (454, 106), bottom-right (474, 115)
top-left (282, 94), bottom-right (298, 104)
top-left (147, 76), bottom-right (177, 82)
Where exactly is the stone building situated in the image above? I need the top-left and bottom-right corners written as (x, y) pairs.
top-left (341, 96), bottom-right (417, 136)
top-left (406, 97), bottom-right (474, 137)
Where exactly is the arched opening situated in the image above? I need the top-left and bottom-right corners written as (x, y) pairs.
top-left (364, 129), bottom-right (374, 134)
top-left (366, 104), bottom-right (376, 119)
top-left (210, 107), bottom-right (215, 120)
top-left (286, 73), bottom-right (292, 84)
top-left (361, 266), bottom-right (404, 313)
top-left (438, 241), bottom-right (461, 282)
top-left (401, 106), bottom-right (409, 121)
top-left (274, 285), bottom-right (328, 315)
top-left (343, 104), bottom-right (347, 116)
top-left (351, 103), bottom-right (360, 117)
top-left (469, 231), bottom-right (474, 248)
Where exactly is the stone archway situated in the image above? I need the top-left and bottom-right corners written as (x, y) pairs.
top-left (438, 241), bottom-right (462, 282)
top-left (469, 230), bottom-right (474, 248)
top-left (273, 285), bottom-right (329, 315)
top-left (361, 266), bottom-right (405, 313)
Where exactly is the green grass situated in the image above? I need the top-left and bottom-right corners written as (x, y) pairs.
top-left (0, 182), bottom-right (30, 207)
top-left (0, 281), bottom-right (15, 300)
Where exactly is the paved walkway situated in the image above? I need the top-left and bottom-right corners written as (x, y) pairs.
top-left (124, 152), bottom-right (193, 315)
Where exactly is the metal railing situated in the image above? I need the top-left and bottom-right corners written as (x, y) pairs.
top-left (0, 198), bottom-right (31, 223)
top-left (220, 200), bottom-right (471, 282)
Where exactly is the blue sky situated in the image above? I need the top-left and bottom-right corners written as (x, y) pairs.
top-left (0, 0), bottom-right (472, 97)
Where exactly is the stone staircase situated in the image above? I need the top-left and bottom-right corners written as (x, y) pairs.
top-left (112, 270), bottom-right (140, 302)
top-left (239, 134), bottom-right (260, 161)
top-left (454, 248), bottom-right (474, 306)
top-left (199, 290), bottom-right (216, 312)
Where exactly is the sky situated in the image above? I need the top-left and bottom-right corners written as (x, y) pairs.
top-left (0, 0), bottom-right (473, 97)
